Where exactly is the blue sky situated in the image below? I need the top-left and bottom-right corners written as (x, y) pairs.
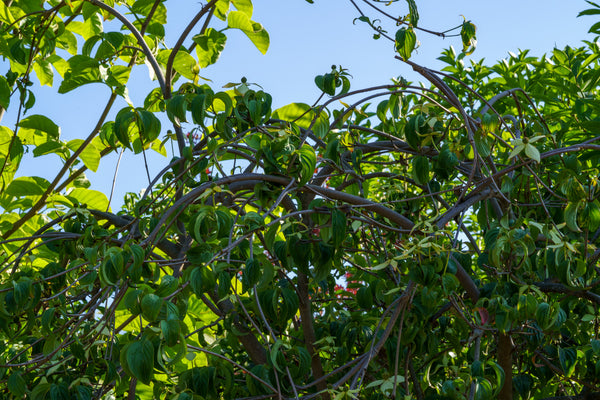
top-left (8, 1), bottom-right (595, 209)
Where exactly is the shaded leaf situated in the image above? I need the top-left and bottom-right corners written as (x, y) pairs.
top-left (126, 339), bottom-right (155, 384)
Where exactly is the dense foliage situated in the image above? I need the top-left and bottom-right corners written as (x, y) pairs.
top-left (1, 0), bottom-right (600, 399)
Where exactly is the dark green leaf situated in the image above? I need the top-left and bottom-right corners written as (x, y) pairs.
top-left (141, 293), bottom-right (163, 322)
top-left (295, 144), bottom-right (316, 186)
top-left (126, 339), bottom-right (155, 384)
top-left (8, 371), bottom-right (27, 397)
top-left (166, 95), bottom-right (188, 125)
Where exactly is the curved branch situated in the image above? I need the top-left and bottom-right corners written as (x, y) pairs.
top-left (86, 0), bottom-right (166, 92)
top-left (164, 0), bottom-right (217, 98)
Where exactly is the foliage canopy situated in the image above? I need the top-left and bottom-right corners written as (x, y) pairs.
top-left (1, 0), bottom-right (600, 399)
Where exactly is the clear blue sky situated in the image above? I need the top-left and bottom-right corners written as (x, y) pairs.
top-left (8, 1), bottom-right (594, 209)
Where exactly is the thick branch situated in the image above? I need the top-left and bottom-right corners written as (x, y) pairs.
top-left (534, 280), bottom-right (600, 305)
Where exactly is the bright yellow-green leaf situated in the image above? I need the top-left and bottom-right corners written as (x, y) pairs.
top-left (68, 188), bottom-right (109, 211)
top-left (66, 139), bottom-right (101, 172)
top-left (227, 11), bottom-right (269, 54)
top-left (272, 103), bottom-right (313, 128)
top-left (232, 0), bottom-right (252, 17)
top-left (194, 28), bottom-right (227, 68)
top-left (172, 51), bottom-right (198, 80)
top-left (0, 1), bottom-right (14, 24)
top-left (242, 22), bottom-right (270, 54)
top-left (395, 27), bottom-right (417, 60)
top-left (5, 176), bottom-right (49, 197)
top-left (33, 59), bottom-right (54, 86)
top-left (18, 115), bottom-right (61, 145)
top-left (227, 10), bottom-right (253, 31)
top-left (68, 13), bottom-right (103, 40)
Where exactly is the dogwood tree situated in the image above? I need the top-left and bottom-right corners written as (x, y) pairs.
top-left (0, 0), bottom-right (599, 399)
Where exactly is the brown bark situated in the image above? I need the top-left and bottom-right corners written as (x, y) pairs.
top-left (298, 272), bottom-right (329, 398)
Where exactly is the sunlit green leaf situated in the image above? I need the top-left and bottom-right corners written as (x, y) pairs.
top-left (18, 114), bottom-right (60, 139)
top-left (67, 188), bottom-right (109, 210)
top-left (272, 103), bottom-right (312, 128)
top-left (193, 28), bottom-right (227, 68)
top-left (395, 27), bottom-right (416, 60)
top-left (173, 51), bottom-right (198, 80)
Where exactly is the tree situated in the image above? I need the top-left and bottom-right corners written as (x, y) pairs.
top-left (0, 0), bottom-right (600, 399)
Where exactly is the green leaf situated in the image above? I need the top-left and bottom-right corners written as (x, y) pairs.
top-left (558, 347), bottom-right (577, 377)
top-left (136, 109), bottom-right (162, 143)
top-left (0, 75), bottom-right (10, 110)
top-left (524, 144), bottom-right (540, 163)
top-left (32, 59), bottom-right (54, 86)
top-left (141, 293), bottom-right (163, 322)
top-left (193, 28), bottom-right (227, 68)
top-left (57, 31), bottom-right (78, 55)
top-left (481, 113), bottom-right (499, 132)
top-left (0, 126), bottom-right (23, 187)
top-left (166, 95), bottom-right (188, 125)
top-left (67, 188), bottom-right (109, 210)
top-left (187, 244), bottom-right (214, 264)
top-left (232, 0), bottom-right (253, 17)
top-left (412, 155), bottom-right (430, 185)
top-left (0, 1), bottom-right (15, 25)
top-left (31, 383), bottom-right (51, 400)
top-left (66, 139), bottom-right (100, 172)
top-left (173, 51), bottom-right (198, 80)
top-left (132, 0), bottom-right (167, 23)
top-left (460, 20), bottom-right (477, 55)
top-left (106, 65), bottom-right (131, 87)
top-left (5, 176), bottom-right (49, 197)
top-left (227, 10), bottom-right (254, 31)
top-left (295, 144), bottom-right (316, 186)
top-left (564, 201), bottom-right (583, 232)
top-left (59, 55), bottom-right (102, 93)
top-left (405, 0), bottom-right (419, 27)
top-left (272, 103), bottom-right (312, 128)
top-left (68, 13), bottom-right (103, 40)
top-left (8, 371), bottom-right (27, 397)
top-left (474, 135), bottom-right (491, 157)
top-left (473, 379), bottom-right (492, 400)
top-left (160, 319), bottom-right (180, 347)
top-left (155, 275), bottom-right (178, 298)
top-left (227, 11), bottom-right (269, 54)
top-left (243, 211), bottom-right (264, 231)
top-left (404, 113), bottom-right (425, 149)
top-left (18, 114), bottom-right (60, 139)
top-left (128, 243), bottom-right (146, 270)
top-left (331, 209), bottom-right (346, 248)
top-left (579, 7), bottom-right (600, 16)
top-left (190, 266), bottom-right (216, 295)
top-left (126, 339), bottom-right (155, 384)
top-left (583, 200), bottom-right (600, 231)
top-left (395, 27), bottom-right (416, 60)
top-left (242, 258), bottom-right (261, 292)
top-left (241, 22), bottom-right (270, 55)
